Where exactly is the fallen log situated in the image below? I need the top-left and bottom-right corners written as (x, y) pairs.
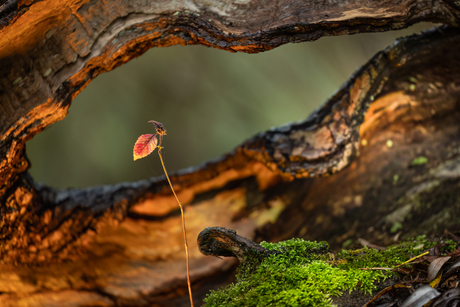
top-left (1, 0), bottom-right (460, 305)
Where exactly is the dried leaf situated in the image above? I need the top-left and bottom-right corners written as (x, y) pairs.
top-left (449, 259), bottom-right (460, 271)
top-left (429, 271), bottom-right (443, 288)
top-left (400, 285), bottom-right (440, 307)
top-left (428, 256), bottom-right (451, 282)
top-left (441, 259), bottom-right (460, 286)
top-left (362, 284), bottom-right (410, 307)
top-left (358, 238), bottom-right (387, 250)
top-left (432, 288), bottom-right (460, 307)
top-left (133, 133), bottom-right (158, 161)
top-left (148, 120), bottom-right (166, 135)
top-left (428, 243), bottom-right (448, 257)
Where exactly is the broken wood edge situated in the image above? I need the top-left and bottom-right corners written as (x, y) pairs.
top-left (241, 25), bottom-right (460, 178)
top-left (197, 226), bottom-right (281, 263)
top-left (2, 95), bottom-right (459, 306)
top-left (2, 25), bottom-right (460, 264)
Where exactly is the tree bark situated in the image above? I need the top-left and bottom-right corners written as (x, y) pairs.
top-left (1, 0), bottom-right (460, 306)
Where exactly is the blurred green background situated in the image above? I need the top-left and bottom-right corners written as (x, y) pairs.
top-left (27, 24), bottom-right (432, 189)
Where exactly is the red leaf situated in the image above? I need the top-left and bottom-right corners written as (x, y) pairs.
top-left (133, 134), bottom-right (158, 161)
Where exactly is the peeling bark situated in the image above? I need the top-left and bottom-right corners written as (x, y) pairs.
top-left (1, 0), bottom-right (460, 306)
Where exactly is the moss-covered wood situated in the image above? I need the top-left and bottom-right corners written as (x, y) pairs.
top-left (200, 229), bottom-right (459, 307)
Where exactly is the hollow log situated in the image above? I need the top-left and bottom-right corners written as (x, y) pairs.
top-left (1, 0), bottom-right (460, 306)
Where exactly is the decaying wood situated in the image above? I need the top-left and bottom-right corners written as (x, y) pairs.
top-left (198, 226), bottom-right (281, 262)
top-left (1, 0), bottom-right (460, 305)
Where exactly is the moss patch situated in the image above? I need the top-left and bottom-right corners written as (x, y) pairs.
top-left (203, 236), bottom-right (456, 307)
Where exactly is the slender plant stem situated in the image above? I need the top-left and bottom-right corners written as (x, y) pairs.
top-left (157, 147), bottom-right (194, 307)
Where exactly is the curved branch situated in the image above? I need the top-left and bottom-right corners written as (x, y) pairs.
top-left (198, 226), bottom-right (281, 262)
top-left (2, 25), bottom-right (459, 265)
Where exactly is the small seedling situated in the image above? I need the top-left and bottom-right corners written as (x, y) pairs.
top-left (133, 120), bottom-right (194, 307)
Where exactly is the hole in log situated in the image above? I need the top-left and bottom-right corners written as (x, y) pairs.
top-left (26, 25), bottom-right (431, 188)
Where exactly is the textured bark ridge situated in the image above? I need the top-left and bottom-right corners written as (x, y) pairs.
top-left (1, 0), bottom-right (460, 306)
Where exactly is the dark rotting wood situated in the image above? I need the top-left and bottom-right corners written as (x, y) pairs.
top-left (198, 227), bottom-right (281, 262)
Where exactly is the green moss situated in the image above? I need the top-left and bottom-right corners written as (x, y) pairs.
top-left (342, 239), bottom-right (353, 249)
top-left (411, 156), bottom-right (428, 165)
top-left (390, 222), bottom-right (403, 233)
top-left (203, 236), bottom-right (457, 307)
